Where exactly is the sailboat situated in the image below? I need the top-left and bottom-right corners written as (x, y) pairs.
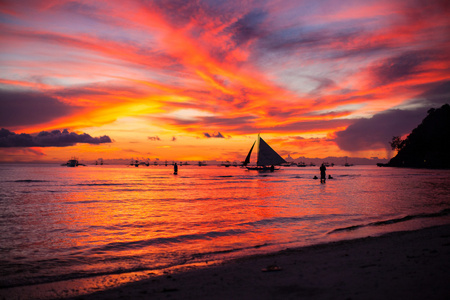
top-left (244, 134), bottom-right (286, 171)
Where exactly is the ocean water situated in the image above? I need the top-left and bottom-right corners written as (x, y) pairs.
top-left (1, 164), bottom-right (449, 299)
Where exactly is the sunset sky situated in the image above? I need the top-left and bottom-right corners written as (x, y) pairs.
top-left (1, 0), bottom-right (449, 163)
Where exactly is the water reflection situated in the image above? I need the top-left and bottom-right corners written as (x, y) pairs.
top-left (0, 165), bottom-right (449, 296)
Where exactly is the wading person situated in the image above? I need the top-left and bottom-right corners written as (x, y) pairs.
top-left (320, 163), bottom-right (326, 183)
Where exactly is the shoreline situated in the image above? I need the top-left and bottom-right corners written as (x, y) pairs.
top-left (66, 224), bottom-right (450, 299)
top-left (2, 224), bottom-right (449, 300)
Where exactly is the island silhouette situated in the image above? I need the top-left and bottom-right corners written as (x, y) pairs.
top-left (386, 103), bottom-right (450, 169)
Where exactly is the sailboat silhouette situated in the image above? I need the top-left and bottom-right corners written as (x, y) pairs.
top-left (244, 134), bottom-right (286, 171)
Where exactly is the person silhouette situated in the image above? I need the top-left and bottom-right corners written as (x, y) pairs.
top-left (173, 162), bottom-right (178, 175)
top-left (320, 163), bottom-right (326, 183)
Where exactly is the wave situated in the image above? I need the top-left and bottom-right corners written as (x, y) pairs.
top-left (76, 183), bottom-right (128, 186)
top-left (0, 230), bottom-right (267, 289)
top-left (0, 264), bottom-right (153, 289)
top-left (328, 208), bottom-right (450, 234)
top-left (64, 200), bottom-right (100, 205)
top-left (90, 228), bottom-right (246, 253)
top-left (0, 239), bottom-right (273, 289)
top-left (337, 174), bottom-right (361, 178)
top-left (189, 242), bottom-right (274, 259)
top-left (12, 180), bottom-right (50, 183)
top-left (241, 214), bottom-right (349, 227)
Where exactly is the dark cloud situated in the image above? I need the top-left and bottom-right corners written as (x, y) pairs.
top-left (203, 132), bottom-right (224, 138)
top-left (259, 26), bottom-right (386, 60)
top-left (0, 90), bottom-right (79, 127)
top-left (370, 51), bottom-right (434, 86)
top-left (417, 80), bottom-right (450, 104)
top-left (334, 108), bottom-right (428, 151)
top-left (148, 136), bottom-right (161, 141)
top-left (260, 119), bottom-right (352, 133)
top-left (149, 0), bottom-right (203, 28)
top-left (261, 28), bottom-right (340, 52)
top-left (148, 0), bottom-right (248, 31)
top-left (0, 128), bottom-right (112, 147)
top-left (226, 10), bottom-right (267, 45)
top-left (57, 1), bottom-right (100, 15)
top-left (267, 107), bottom-right (295, 118)
top-left (54, 87), bottom-right (112, 98)
top-left (399, 0), bottom-right (450, 25)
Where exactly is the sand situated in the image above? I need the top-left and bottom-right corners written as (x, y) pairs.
top-left (60, 224), bottom-right (450, 300)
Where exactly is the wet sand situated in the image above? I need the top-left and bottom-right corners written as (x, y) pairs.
top-left (63, 224), bottom-right (450, 300)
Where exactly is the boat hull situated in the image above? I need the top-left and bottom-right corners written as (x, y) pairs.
top-left (246, 166), bottom-right (280, 171)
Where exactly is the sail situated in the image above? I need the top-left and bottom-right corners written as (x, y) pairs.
top-left (257, 137), bottom-right (286, 166)
top-left (243, 141), bottom-right (255, 166)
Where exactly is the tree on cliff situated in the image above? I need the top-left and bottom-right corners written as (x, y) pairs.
top-left (388, 104), bottom-right (450, 168)
top-left (390, 136), bottom-right (405, 152)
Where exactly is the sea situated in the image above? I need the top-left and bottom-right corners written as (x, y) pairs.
top-left (1, 164), bottom-right (449, 299)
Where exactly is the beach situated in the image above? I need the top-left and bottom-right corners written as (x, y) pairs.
top-left (59, 224), bottom-right (450, 300)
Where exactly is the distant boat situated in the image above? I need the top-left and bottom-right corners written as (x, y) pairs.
top-left (344, 156), bottom-right (353, 167)
top-left (297, 162), bottom-right (307, 167)
top-left (62, 157), bottom-right (85, 167)
top-left (220, 161), bottom-right (232, 167)
top-left (244, 134), bottom-right (286, 171)
top-left (129, 158), bottom-right (149, 167)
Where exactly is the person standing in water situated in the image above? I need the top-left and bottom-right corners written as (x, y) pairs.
top-left (320, 163), bottom-right (326, 183)
top-left (173, 162), bottom-right (178, 175)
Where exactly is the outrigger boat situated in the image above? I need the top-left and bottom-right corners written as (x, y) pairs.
top-left (244, 134), bottom-right (286, 171)
top-left (62, 157), bottom-right (85, 167)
